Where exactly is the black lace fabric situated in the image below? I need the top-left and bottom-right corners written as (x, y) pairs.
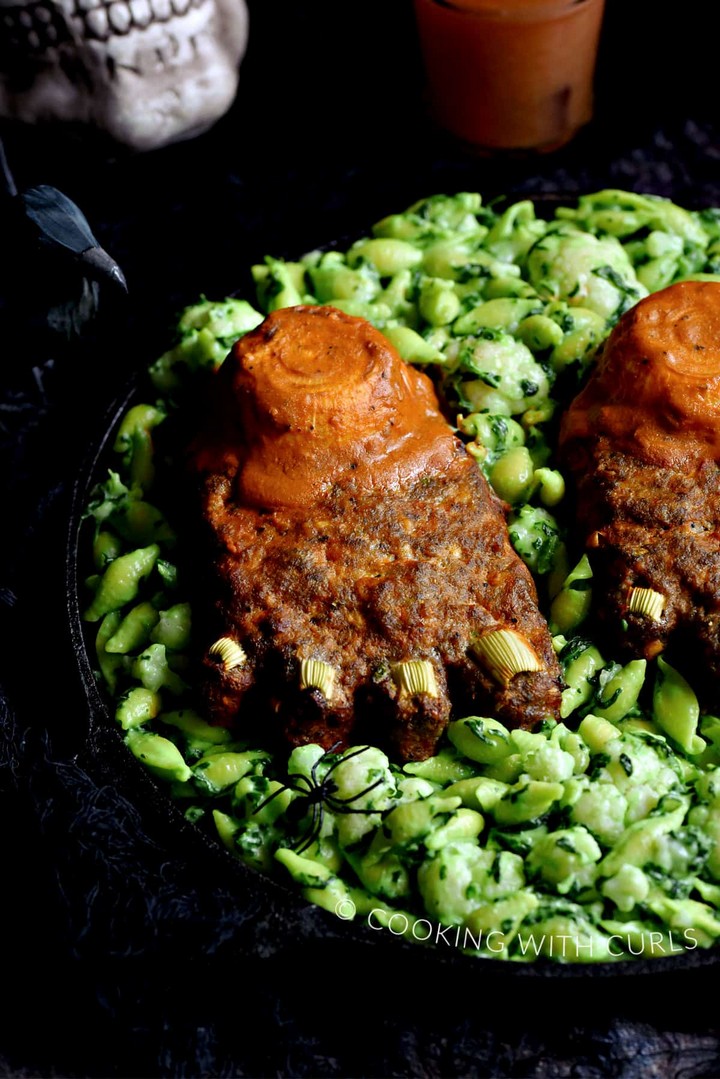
top-left (2, 0), bottom-right (720, 1071)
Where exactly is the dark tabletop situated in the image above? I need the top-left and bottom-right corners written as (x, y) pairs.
top-left (2, 2), bottom-right (720, 1076)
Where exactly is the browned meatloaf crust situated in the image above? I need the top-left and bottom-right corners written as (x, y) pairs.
top-left (187, 304), bottom-right (562, 761)
top-left (559, 280), bottom-right (720, 697)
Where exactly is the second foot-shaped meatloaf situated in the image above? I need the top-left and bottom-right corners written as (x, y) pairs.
top-left (187, 304), bottom-right (562, 761)
top-left (559, 280), bottom-right (720, 694)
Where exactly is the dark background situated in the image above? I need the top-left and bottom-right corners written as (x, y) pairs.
top-left (1, 2), bottom-right (720, 1076)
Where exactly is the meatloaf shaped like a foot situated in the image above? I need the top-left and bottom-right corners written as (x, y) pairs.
top-left (559, 280), bottom-right (720, 693)
top-left (187, 304), bottom-right (562, 761)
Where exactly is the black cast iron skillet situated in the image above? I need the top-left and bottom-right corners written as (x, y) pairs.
top-left (64, 192), bottom-right (720, 999)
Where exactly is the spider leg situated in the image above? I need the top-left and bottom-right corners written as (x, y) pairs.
top-left (310, 741), bottom-right (343, 788)
top-left (254, 780), bottom-right (299, 815)
top-left (328, 776), bottom-right (386, 813)
top-left (291, 773), bottom-right (315, 794)
top-left (254, 769), bottom-right (315, 816)
top-left (342, 775), bottom-right (386, 804)
top-left (323, 743), bottom-right (372, 783)
top-left (295, 801), bottom-right (324, 854)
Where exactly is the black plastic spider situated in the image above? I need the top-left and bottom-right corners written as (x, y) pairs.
top-left (254, 743), bottom-right (386, 854)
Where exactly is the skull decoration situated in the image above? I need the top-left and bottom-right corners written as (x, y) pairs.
top-left (0, 0), bottom-right (249, 151)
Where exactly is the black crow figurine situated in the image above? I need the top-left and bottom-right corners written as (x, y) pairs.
top-left (0, 136), bottom-right (127, 352)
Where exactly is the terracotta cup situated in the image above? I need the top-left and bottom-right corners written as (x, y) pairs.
top-left (412, 0), bottom-right (607, 153)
